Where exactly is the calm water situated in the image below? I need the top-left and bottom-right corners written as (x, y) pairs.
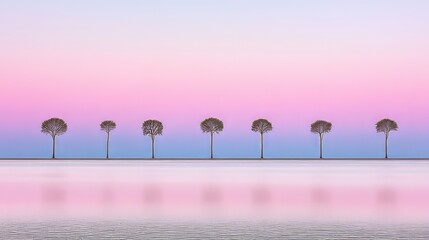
top-left (0, 159), bottom-right (429, 239)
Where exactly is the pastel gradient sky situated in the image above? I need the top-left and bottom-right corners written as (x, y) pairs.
top-left (0, 0), bottom-right (428, 158)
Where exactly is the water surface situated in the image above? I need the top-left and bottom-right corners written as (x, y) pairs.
top-left (0, 160), bottom-right (428, 239)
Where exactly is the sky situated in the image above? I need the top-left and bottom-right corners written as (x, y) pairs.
top-left (0, 0), bottom-right (428, 158)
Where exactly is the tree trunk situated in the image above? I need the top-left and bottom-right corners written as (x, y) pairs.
top-left (151, 135), bottom-right (155, 159)
top-left (260, 133), bottom-right (264, 159)
top-left (210, 132), bottom-right (214, 159)
top-left (52, 135), bottom-right (56, 159)
top-left (385, 134), bottom-right (388, 159)
top-left (319, 134), bottom-right (323, 159)
top-left (106, 132), bottom-right (110, 159)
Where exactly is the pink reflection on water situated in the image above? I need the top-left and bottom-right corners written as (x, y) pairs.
top-left (142, 185), bottom-right (163, 205)
top-left (201, 185), bottom-right (222, 205)
top-left (0, 160), bottom-right (428, 222)
top-left (252, 185), bottom-right (271, 205)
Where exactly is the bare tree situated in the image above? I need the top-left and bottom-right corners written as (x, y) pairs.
top-left (142, 120), bottom-right (163, 159)
top-left (41, 118), bottom-right (68, 159)
top-left (200, 118), bottom-right (224, 159)
top-left (376, 118), bottom-right (398, 159)
top-left (100, 120), bottom-right (116, 159)
top-left (311, 120), bottom-right (332, 159)
top-left (251, 119), bottom-right (273, 159)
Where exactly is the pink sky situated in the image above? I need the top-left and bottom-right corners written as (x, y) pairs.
top-left (0, 1), bottom-right (428, 158)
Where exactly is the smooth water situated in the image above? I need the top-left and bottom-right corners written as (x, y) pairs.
top-left (0, 160), bottom-right (428, 239)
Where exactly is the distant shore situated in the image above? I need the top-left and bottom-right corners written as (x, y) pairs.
top-left (0, 158), bottom-right (428, 161)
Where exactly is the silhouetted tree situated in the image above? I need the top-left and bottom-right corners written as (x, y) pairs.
top-left (41, 118), bottom-right (68, 159)
top-left (311, 120), bottom-right (332, 159)
top-left (200, 118), bottom-right (224, 159)
top-left (251, 119), bottom-right (273, 159)
top-left (142, 120), bottom-right (163, 159)
top-left (376, 119), bottom-right (398, 159)
top-left (100, 120), bottom-right (116, 159)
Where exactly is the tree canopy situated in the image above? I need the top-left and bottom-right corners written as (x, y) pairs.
top-left (310, 120), bottom-right (332, 135)
top-left (376, 119), bottom-right (398, 134)
top-left (41, 118), bottom-right (68, 137)
top-left (200, 118), bottom-right (224, 134)
top-left (251, 119), bottom-right (273, 134)
top-left (100, 120), bottom-right (116, 133)
top-left (142, 120), bottom-right (163, 136)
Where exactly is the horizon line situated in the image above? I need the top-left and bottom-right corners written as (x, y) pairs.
top-left (1, 157), bottom-right (429, 161)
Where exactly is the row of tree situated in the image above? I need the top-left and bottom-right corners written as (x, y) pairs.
top-left (41, 117), bottom-right (398, 159)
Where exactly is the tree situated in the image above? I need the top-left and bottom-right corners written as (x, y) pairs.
top-left (41, 118), bottom-right (68, 159)
top-left (376, 119), bottom-right (398, 159)
top-left (251, 119), bottom-right (273, 159)
top-left (100, 120), bottom-right (116, 159)
top-left (310, 120), bottom-right (332, 159)
top-left (200, 117), bottom-right (224, 159)
top-left (142, 120), bottom-right (163, 159)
